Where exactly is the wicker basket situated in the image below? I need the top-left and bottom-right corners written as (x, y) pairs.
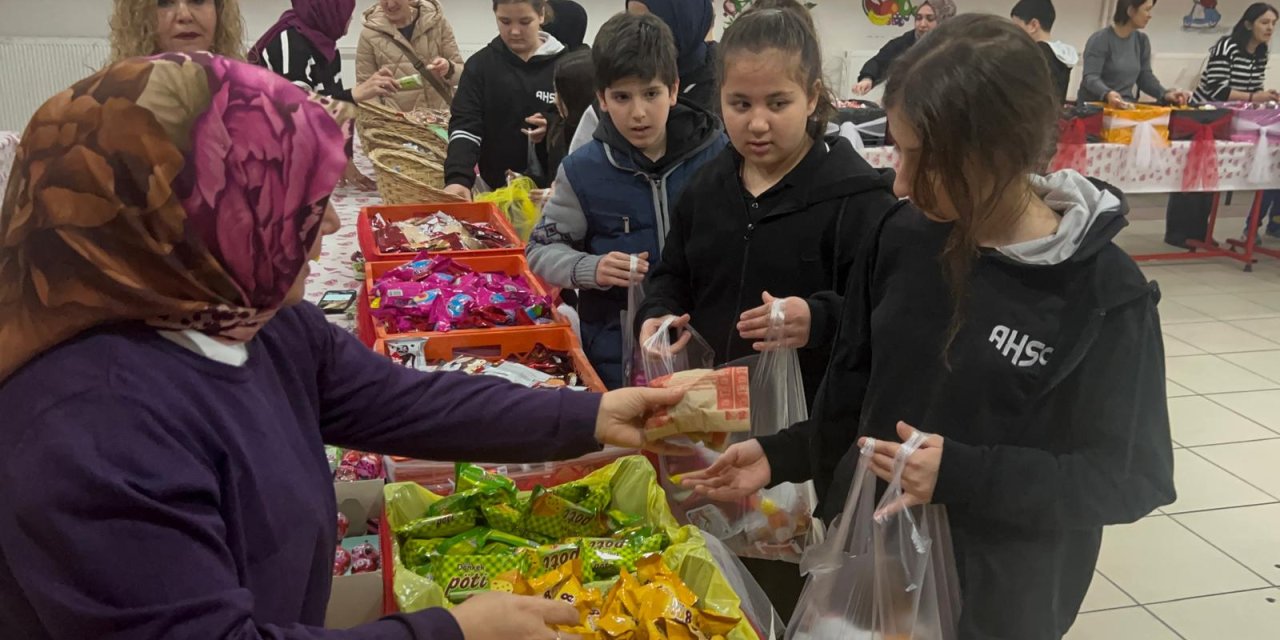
top-left (368, 148), bottom-right (465, 205)
top-left (358, 102), bottom-right (448, 157)
top-left (365, 128), bottom-right (446, 163)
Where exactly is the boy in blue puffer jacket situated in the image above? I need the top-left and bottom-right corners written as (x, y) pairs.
top-left (527, 11), bottom-right (726, 389)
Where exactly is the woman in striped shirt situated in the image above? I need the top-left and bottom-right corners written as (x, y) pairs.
top-left (1168, 3), bottom-right (1280, 247)
top-left (1193, 3), bottom-right (1279, 103)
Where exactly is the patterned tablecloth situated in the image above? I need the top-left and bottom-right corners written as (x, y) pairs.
top-left (306, 142), bottom-right (381, 332)
top-left (858, 140), bottom-right (1280, 194)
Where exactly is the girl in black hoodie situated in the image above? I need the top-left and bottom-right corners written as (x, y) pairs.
top-left (443, 0), bottom-right (566, 199)
top-left (638, 9), bottom-right (898, 408)
top-left (684, 15), bottom-right (1175, 640)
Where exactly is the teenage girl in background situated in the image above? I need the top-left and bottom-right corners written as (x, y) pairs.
top-left (685, 15), bottom-right (1174, 639)
top-left (636, 8), bottom-right (899, 619)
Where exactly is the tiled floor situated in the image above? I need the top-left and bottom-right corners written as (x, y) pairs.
top-left (1063, 195), bottom-right (1280, 640)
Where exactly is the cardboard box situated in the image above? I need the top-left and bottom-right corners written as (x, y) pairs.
top-left (326, 479), bottom-right (385, 629)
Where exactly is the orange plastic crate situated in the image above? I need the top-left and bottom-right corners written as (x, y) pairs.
top-left (363, 255), bottom-right (563, 342)
top-left (356, 202), bottom-right (523, 263)
top-left (372, 325), bottom-right (604, 392)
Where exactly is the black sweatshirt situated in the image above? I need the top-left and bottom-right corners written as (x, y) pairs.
top-left (256, 28), bottom-right (353, 103)
top-left (445, 35), bottom-right (565, 190)
top-left (858, 31), bottom-right (917, 87)
top-left (759, 173), bottom-right (1175, 639)
top-left (637, 135), bottom-right (899, 405)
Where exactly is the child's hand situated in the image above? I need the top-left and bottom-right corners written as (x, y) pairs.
top-left (860, 421), bottom-right (944, 519)
top-left (853, 78), bottom-right (874, 95)
top-left (680, 439), bottom-right (772, 500)
top-left (595, 251), bottom-right (648, 288)
top-left (737, 292), bottom-right (811, 350)
top-left (640, 314), bottom-right (691, 356)
top-left (524, 113), bottom-right (548, 144)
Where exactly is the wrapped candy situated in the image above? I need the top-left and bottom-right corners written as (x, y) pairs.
top-left (456, 463), bottom-right (518, 502)
top-left (337, 512), bottom-right (350, 540)
top-left (433, 554), bottom-right (530, 603)
top-left (370, 254), bottom-right (553, 334)
top-left (643, 368), bottom-right (751, 450)
top-left (396, 511), bottom-right (479, 541)
top-left (372, 211), bottom-right (514, 254)
top-left (351, 541), bottom-right (380, 563)
top-left (524, 486), bottom-right (611, 540)
top-left (531, 543), bottom-right (582, 576)
top-left (386, 337), bottom-right (428, 371)
top-left (334, 450), bottom-right (383, 481)
top-left (351, 556), bottom-right (379, 574)
top-left (333, 545), bottom-right (352, 576)
top-left (404, 538), bottom-right (444, 567)
top-left (578, 534), bottom-right (668, 582)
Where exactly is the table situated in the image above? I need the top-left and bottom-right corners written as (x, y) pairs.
top-left (305, 141), bottom-right (381, 332)
top-left (860, 140), bottom-right (1280, 270)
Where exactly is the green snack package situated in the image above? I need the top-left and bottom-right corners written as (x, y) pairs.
top-left (455, 463), bottom-right (518, 503)
top-left (396, 511), bottom-right (478, 541)
top-left (432, 554), bottom-right (529, 604)
top-left (607, 509), bottom-right (644, 533)
top-left (530, 543), bottom-right (582, 576)
top-left (439, 527), bottom-right (491, 556)
top-left (485, 529), bottom-right (538, 549)
top-left (478, 542), bottom-right (509, 555)
top-left (426, 490), bottom-right (480, 517)
top-left (403, 538), bottom-right (444, 567)
top-left (481, 502), bottom-right (526, 535)
top-left (578, 535), bottom-right (667, 582)
top-left (551, 483), bottom-right (612, 512)
top-left (523, 486), bottom-right (610, 540)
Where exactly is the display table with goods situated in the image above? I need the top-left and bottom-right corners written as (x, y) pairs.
top-left (382, 456), bottom-right (774, 639)
top-left (858, 102), bottom-right (1280, 270)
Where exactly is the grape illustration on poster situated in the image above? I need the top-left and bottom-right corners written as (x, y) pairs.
top-left (722, 0), bottom-right (820, 26)
top-left (864, 0), bottom-right (918, 26)
top-left (1184, 0), bottom-right (1225, 30)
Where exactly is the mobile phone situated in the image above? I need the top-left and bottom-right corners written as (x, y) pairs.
top-left (319, 290), bottom-right (358, 314)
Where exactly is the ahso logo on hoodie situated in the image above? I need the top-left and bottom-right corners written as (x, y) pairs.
top-left (535, 90), bottom-right (556, 105)
top-left (989, 325), bottom-right (1054, 368)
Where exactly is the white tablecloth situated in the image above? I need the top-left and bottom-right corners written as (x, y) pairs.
top-left (306, 141), bottom-right (381, 332)
top-left (858, 140), bottom-right (1280, 194)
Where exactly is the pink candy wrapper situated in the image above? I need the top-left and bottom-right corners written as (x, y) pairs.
top-left (370, 254), bottom-right (553, 334)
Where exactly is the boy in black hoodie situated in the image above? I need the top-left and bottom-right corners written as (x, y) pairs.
top-left (684, 16), bottom-right (1174, 640)
top-left (527, 12), bottom-right (726, 389)
top-left (1012, 0), bottom-right (1079, 104)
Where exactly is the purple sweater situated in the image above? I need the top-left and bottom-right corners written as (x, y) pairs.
top-left (0, 304), bottom-right (603, 640)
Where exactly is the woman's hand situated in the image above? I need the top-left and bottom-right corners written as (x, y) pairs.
top-left (443, 184), bottom-right (473, 202)
top-left (595, 251), bottom-right (649, 289)
top-left (1250, 89), bottom-right (1280, 104)
top-left (737, 292), bottom-right (811, 351)
top-left (426, 57), bottom-right (451, 79)
top-left (595, 387), bottom-right (692, 455)
top-left (860, 421), bottom-right (944, 518)
top-left (679, 439), bottom-right (772, 500)
top-left (451, 592), bottom-right (582, 640)
top-left (1163, 89), bottom-right (1191, 107)
top-left (352, 67), bottom-right (398, 103)
top-left (1105, 91), bottom-right (1133, 110)
top-left (852, 78), bottom-right (874, 96)
top-left (339, 161), bottom-right (377, 191)
top-left (640, 314), bottom-right (692, 355)
top-left (524, 113), bottom-right (549, 145)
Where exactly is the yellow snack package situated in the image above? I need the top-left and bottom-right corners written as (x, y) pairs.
top-left (697, 610), bottom-right (742, 637)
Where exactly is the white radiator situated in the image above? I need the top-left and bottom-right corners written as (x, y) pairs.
top-left (0, 37), bottom-right (112, 131)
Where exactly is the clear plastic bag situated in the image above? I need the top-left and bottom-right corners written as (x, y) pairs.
top-left (638, 314), bottom-right (715, 383)
top-left (659, 301), bottom-right (821, 563)
top-left (702, 532), bottom-right (788, 640)
top-left (788, 432), bottom-right (961, 640)
top-left (621, 255), bottom-right (646, 386)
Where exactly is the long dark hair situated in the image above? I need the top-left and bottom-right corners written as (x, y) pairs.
top-left (717, 9), bottom-right (835, 138)
top-left (1231, 3), bottom-right (1279, 57)
top-left (883, 15), bottom-right (1058, 357)
top-left (553, 49), bottom-right (595, 147)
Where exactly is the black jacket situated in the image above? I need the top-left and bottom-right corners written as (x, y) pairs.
top-left (445, 35), bottom-right (565, 190)
top-left (1039, 41), bottom-right (1073, 105)
top-left (637, 135), bottom-right (898, 404)
top-left (858, 31), bottom-right (917, 87)
top-left (255, 28), bottom-right (352, 102)
top-left (760, 181), bottom-right (1175, 639)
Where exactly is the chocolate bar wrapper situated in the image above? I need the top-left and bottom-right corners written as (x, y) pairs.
top-left (643, 368), bottom-right (751, 448)
top-left (578, 535), bottom-right (666, 583)
top-left (396, 511), bottom-right (478, 541)
top-left (432, 554), bottom-right (529, 604)
top-left (523, 486), bottom-right (611, 540)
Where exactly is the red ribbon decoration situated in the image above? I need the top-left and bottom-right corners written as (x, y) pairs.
top-left (1172, 116), bottom-right (1229, 191)
top-left (1050, 117), bottom-right (1090, 174)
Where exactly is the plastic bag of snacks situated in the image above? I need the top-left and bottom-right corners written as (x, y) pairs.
top-left (383, 457), bottom-right (767, 640)
top-left (476, 175), bottom-right (541, 242)
top-left (788, 434), bottom-right (961, 640)
top-left (370, 254), bottom-right (554, 333)
top-left (659, 302), bottom-right (819, 563)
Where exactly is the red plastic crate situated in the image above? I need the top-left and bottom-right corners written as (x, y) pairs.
top-left (356, 202), bottom-right (524, 263)
top-left (372, 325), bottom-right (604, 392)
top-left (363, 255), bottom-right (564, 342)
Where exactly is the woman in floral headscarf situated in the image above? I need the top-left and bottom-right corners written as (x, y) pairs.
top-left (0, 53), bottom-right (682, 640)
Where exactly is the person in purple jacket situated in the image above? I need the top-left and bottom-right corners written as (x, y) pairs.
top-left (0, 53), bottom-right (684, 640)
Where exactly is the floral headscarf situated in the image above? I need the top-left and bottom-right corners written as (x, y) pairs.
top-left (0, 53), bottom-right (349, 382)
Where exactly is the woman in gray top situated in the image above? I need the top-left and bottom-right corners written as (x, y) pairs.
top-left (1079, 0), bottom-right (1191, 107)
